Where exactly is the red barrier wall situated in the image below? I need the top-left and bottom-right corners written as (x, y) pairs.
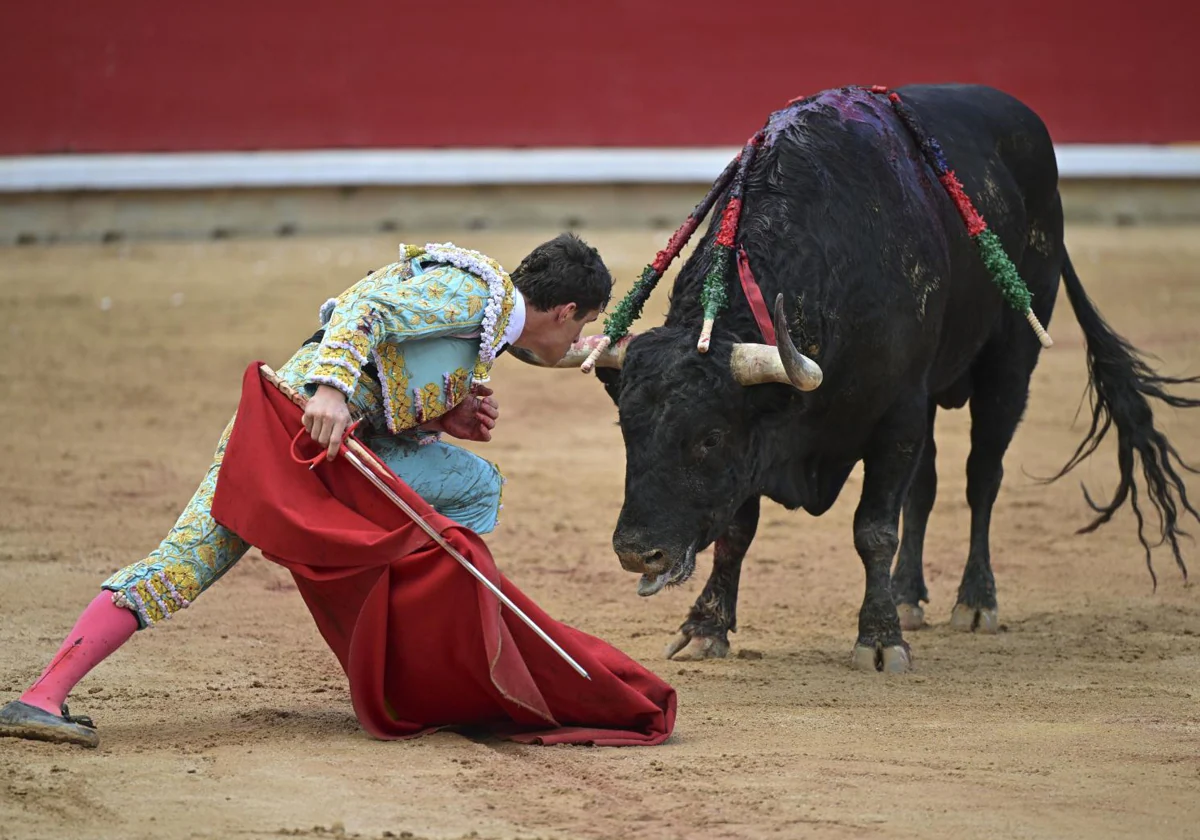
top-left (2, 1), bottom-right (1195, 154)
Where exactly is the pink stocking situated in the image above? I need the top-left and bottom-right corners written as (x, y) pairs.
top-left (20, 592), bottom-right (138, 716)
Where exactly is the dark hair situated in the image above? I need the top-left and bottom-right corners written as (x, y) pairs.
top-left (510, 233), bottom-right (612, 317)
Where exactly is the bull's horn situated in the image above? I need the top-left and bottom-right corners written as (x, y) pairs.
top-left (507, 335), bottom-right (630, 370)
top-left (729, 296), bottom-right (822, 391)
top-left (772, 293), bottom-right (823, 390)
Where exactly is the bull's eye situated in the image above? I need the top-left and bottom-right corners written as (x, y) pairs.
top-left (701, 431), bottom-right (723, 450)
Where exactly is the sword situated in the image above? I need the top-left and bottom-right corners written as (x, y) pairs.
top-left (258, 364), bottom-right (591, 681)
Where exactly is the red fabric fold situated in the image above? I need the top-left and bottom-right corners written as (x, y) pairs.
top-left (210, 362), bottom-right (676, 746)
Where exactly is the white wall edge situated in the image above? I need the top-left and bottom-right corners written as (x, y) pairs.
top-left (1, 145), bottom-right (1198, 192)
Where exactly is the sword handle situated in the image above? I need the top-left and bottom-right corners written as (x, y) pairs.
top-left (259, 364), bottom-right (365, 421)
top-left (258, 364), bottom-right (388, 473)
top-left (258, 364), bottom-right (306, 408)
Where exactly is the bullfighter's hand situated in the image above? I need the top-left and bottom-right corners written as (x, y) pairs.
top-left (303, 384), bottom-right (353, 461)
top-left (438, 384), bottom-right (499, 442)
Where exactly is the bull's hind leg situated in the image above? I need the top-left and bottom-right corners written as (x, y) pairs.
top-left (952, 345), bottom-right (1035, 633)
top-left (665, 496), bottom-right (759, 661)
top-left (892, 401), bottom-right (937, 630)
top-left (851, 396), bottom-right (927, 673)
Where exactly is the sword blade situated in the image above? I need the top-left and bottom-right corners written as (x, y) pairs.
top-left (340, 448), bottom-right (591, 680)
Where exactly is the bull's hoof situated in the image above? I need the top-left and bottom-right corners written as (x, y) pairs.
top-left (896, 603), bottom-right (926, 631)
top-left (950, 603), bottom-right (999, 633)
top-left (664, 632), bottom-right (730, 661)
top-left (850, 643), bottom-right (913, 673)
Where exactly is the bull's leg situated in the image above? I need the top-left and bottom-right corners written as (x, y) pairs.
top-left (665, 496), bottom-right (760, 661)
top-left (892, 401), bottom-right (937, 630)
top-left (851, 398), bottom-right (927, 673)
top-left (952, 351), bottom-right (1033, 633)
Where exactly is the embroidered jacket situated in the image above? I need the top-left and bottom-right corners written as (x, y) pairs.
top-left (305, 243), bottom-right (516, 434)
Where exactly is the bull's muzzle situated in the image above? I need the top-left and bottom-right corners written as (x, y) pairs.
top-left (616, 547), bottom-right (667, 575)
top-left (612, 532), bottom-right (669, 575)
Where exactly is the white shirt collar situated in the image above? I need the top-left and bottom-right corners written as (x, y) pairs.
top-left (502, 288), bottom-right (526, 348)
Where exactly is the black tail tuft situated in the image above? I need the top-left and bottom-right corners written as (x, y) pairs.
top-left (1052, 252), bottom-right (1200, 586)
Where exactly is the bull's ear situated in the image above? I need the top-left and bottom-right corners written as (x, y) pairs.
top-left (594, 367), bottom-right (622, 407)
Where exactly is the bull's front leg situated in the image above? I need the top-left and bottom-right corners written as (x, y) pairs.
top-left (851, 401), bottom-right (926, 673)
top-left (665, 496), bottom-right (760, 661)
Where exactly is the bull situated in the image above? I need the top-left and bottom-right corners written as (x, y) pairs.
top-left (516, 84), bottom-right (1200, 671)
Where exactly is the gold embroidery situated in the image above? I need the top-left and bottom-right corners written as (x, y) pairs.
top-left (420, 382), bottom-right (445, 420)
top-left (103, 419), bottom-right (251, 626)
top-left (375, 343), bottom-right (413, 430)
top-left (318, 244), bottom-right (516, 430)
top-left (444, 367), bottom-right (470, 408)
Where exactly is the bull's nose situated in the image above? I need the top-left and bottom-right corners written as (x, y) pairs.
top-left (615, 547), bottom-right (666, 574)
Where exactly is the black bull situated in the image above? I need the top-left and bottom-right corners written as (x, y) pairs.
top-left (517, 84), bottom-right (1200, 671)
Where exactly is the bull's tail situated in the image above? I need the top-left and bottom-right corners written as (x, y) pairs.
top-left (1053, 251), bottom-right (1200, 585)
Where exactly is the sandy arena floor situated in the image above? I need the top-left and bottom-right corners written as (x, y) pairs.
top-left (1, 227), bottom-right (1199, 840)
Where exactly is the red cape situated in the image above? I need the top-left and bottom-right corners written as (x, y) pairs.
top-left (210, 363), bottom-right (676, 745)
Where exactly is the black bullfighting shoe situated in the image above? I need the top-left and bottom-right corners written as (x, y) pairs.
top-left (0, 700), bottom-right (100, 748)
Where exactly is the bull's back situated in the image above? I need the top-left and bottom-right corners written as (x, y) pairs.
top-left (897, 84), bottom-right (1059, 209)
top-left (890, 84), bottom-right (1062, 395)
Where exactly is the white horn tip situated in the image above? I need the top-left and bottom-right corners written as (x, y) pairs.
top-left (697, 318), bottom-right (715, 353)
top-left (1026, 309), bottom-right (1054, 348)
top-left (579, 336), bottom-right (611, 373)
